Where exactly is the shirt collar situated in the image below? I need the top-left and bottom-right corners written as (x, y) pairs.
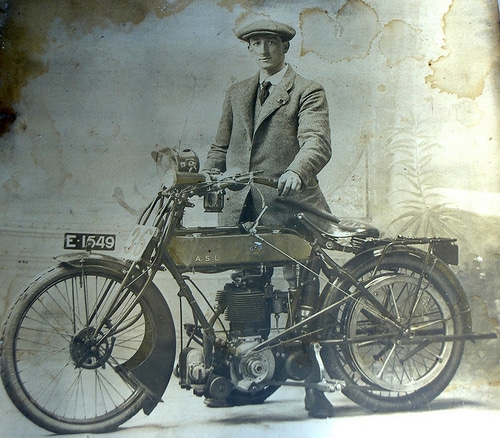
top-left (260, 64), bottom-right (288, 86)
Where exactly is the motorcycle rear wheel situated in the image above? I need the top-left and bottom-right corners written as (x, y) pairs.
top-left (1, 262), bottom-right (175, 434)
top-left (320, 251), bottom-right (468, 411)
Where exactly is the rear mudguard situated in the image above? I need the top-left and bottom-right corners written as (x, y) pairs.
top-left (55, 252), bottom-right (175, 414)
top-left (320, 245), bottom-right (473, 333)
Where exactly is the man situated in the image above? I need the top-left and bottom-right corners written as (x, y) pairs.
top-left (204, 19), bottom-right (335, 418)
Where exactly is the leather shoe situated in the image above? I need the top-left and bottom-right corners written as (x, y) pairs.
top-left (304, 388), bottom-right (335, 418)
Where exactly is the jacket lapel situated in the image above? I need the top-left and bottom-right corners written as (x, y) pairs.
top-left (240, 73), bottom-right (260, 141)
top-left (254, 67), bottom-right (295, 135)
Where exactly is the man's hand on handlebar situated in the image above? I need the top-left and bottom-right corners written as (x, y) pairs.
top-left (277, 170), bottom-right (302, 196)
top-left (202, 170), bottom-right (283, 192)
top-left (201, 170), bottom-right (247, 191)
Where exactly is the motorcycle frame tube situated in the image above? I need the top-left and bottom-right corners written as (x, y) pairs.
top-left (338, 243), bottom-right (473, 334)
top-left (156, 195), bottom-right (422, 359)
top-left (159, 200), bottom-right (219, 362)
top-left (64, 191), bottom-right (476, 408)
top-left (239, 238), bottom-right (468, 356)
top-left (239, 245), bottom-right (404, 356)
top-left (125, 186), bottom-right (472, 368)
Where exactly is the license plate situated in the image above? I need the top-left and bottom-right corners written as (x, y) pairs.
top-left (64, 233), bottom-right (116, 251)
top-left (121, 225), bottom-right (158, 261)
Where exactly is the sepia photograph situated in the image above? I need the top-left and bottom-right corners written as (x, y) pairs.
top-left (0, 1), bottom-right (499, 436)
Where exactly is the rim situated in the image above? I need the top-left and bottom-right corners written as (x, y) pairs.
top-left (12, 272), bottom-right (152, 424)
top-left (347, 273), bottom-right (454, 393)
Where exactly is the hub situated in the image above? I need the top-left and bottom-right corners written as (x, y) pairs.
top-left (70, 327), bottom-right (113, 369)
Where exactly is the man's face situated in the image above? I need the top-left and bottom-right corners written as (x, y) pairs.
top-left (248, 34), bottom-right (289, 76)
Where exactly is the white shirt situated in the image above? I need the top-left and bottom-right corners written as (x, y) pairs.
top-left (259, 64), bottom-right (289, 96)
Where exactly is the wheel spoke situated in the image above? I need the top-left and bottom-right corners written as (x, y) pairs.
top-left (9, 270), bottom-right (151, 423)
top-left (1, 263), bottom-right (174, 434)
top-left (376, 343), bottom-right (396, 378)
top-left (320, 252), bottom-right (466, 411)
top-left (350, 274), bottom-right (450, 391)
top-left (347, 272), bottom-right (455, 392)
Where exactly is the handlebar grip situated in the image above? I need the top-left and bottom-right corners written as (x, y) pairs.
top-left (210, 175), bottom-right (278, 191)
top-left (224, 176), bottom-right (278, 191)
top-left (251, 176), bottom-right (278, 188)
top-left (175, 172), bottom-right (208, 185)
top-left (202, 173), bottom-right (278, 191)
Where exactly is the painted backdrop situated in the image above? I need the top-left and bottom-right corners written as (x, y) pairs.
top-left (0, 0), bottom-right (499, 389)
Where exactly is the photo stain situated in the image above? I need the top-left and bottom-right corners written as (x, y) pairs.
top-left (378, 20), bottom-right (423, 67)
top-left (300, 1), bottom-right (379, 62)
top-left (0, 0), bottom-right (194, 136)
top-left (425, 0), bottom-right (499, 99)
top-left (217, 0), bottom-right (267, 13)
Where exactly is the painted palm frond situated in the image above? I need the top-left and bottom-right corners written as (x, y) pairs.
top-left (382, 113), bottom-right (461, 237)
top-left (388, 203), bottom-right (464, 238)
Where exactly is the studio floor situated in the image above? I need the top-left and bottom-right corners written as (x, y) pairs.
top-left (2, 374), bottom-right (499, 438)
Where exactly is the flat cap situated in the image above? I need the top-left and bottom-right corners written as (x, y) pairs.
top-left (235, 19), bottom-right (296, 42)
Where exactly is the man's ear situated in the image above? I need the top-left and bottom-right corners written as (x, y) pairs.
top-left (283, 41), bottom-right (290, 53)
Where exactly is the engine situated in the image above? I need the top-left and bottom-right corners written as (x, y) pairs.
top-left (213, 267), bottom-right (287, 390)
top-left (178, 266), bottom-right (311, 399)
top-left (216, 267), bottom-right (274, 339)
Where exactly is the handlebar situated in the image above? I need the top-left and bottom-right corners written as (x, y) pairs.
top-left (170, 171), bottom-right (279, 219)
top-left (212, 174), bottom-right (278, 192)
top-left (250, 176), bottom-right (278, 188)
top-left (176, 171), bottom-right (278, 191)
top-left (160, 172), bottom-right (278, 199)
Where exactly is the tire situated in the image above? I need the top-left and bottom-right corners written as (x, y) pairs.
top-left (320, 250), bottom-right (468, 411)
top-left (1, 261), bottom-right (175, 434)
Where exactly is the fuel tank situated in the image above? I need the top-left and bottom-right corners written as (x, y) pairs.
top-left (167, 226), bottom-right (312, 270)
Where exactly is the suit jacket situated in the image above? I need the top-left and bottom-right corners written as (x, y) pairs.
top-left (204, 66), bottom-right (333, 227)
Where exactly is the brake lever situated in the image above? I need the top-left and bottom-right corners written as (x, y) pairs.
top-left (209, 171), bottom-right (263, 191)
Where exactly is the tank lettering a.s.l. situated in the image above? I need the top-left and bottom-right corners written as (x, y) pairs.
top-left (194, 254), bottom-right (221, 263)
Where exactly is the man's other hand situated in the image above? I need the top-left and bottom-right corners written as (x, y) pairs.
top-left (277, 170), bottom-right (302, 196)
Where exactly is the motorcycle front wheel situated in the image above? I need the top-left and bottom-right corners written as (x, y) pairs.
top-left (320, 250), bottom-right (469, 412)
top-left (1, 261), bottom-right (175, 434)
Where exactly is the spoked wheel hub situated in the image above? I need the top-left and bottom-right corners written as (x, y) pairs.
top-left (400, 326), bottom-right (415, 339)
top-left (70, 327), bottom-right (113, 369)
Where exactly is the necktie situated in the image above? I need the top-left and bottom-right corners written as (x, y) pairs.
top-left (259, 81), bottom-right (271, 105)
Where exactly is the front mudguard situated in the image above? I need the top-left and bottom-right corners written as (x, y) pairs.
top-left (55, 252), bottom-right (176, 414)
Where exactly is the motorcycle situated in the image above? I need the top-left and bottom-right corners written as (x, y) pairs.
top-left (0, 147), bottom-right (496, 434)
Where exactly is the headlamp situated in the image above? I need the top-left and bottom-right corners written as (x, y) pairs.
top-left (151, 148), bottom-right (200, 190)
